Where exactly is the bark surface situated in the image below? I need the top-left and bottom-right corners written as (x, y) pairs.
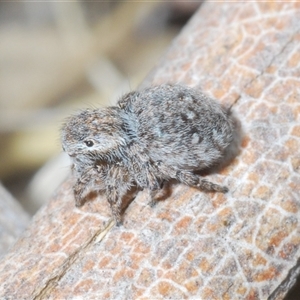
top-left (1, 2), bottom-right (300, 299)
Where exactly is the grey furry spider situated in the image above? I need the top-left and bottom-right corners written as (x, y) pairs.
top-left (61, 84), bottom-right (234, 225)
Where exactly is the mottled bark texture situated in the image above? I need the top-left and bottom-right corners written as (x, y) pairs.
top-left (1, 2), bottom-right (300, 299)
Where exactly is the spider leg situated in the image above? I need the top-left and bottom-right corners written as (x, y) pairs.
top-left (106, 185), bottom-right (123, 226)
top-left (148, 181), bottom-right (165, 207)
top-left (105, 166), bottom-right (132, 226)
top-left (155, 162), bottom-right (228, 193)
top-left (176, 170), bottom-right (228, 193)
top-left (73, 167), bottom-right (95, 207)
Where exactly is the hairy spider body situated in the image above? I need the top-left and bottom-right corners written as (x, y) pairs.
top-left (61, 84), bottom-right (234, 225)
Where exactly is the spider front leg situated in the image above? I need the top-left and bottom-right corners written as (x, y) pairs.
top-left (74, 180), bottom-right (86, 207)
top-left (105, 166), bottom-right (134, 226)
top-left (73, 167), bottom-right (96, 207)
top-left (106, 185), bottom-right (123, 226)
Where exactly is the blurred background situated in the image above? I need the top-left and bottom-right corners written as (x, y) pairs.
top-left (0, 1), bottom-right (201, 215)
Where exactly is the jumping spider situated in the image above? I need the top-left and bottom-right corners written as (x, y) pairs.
top-left (61, 84), bottom-right (234, 225)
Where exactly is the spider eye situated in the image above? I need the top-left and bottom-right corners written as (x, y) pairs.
top-left (84, 140), bottom-right (94, 147)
